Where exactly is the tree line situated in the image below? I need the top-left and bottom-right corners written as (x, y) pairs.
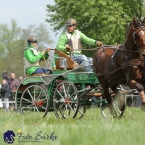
top-left (46, 0), bottom-right (145, 56)
top-left (0, 19), bottom-right (53, 80)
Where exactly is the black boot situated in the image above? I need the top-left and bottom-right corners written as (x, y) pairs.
top-left (140, 102), bottom-right (145, 111)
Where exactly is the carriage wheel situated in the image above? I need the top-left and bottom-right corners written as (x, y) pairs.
top-left (76, 105), bottom-right (87, 119)
top-left (100, 93), bottom-right (125, 119)
top-left (100, 101), bottom-right (125, 119)
top-left (100, 99), bottom-right (111, 118)
top-left (53, 81), bottom-right (79, 118)
top-left (20, 84), bottom-right (49, 118)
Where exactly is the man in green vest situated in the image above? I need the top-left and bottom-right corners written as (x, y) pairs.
top-left (56, 18), bottom-right (102, 72)
top-left (23, 36), bottom-right (52, 76)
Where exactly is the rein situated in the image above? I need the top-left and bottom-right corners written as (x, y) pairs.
top-left (82, 44), bottom-right (116, 51)
top-left (119, 48), bottom-right (139, 53)
top-left (97, 58), bottom-right (145, 77)
top-left (79, 58), bottom-right (145, 98)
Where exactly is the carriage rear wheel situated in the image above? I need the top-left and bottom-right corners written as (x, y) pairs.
top-left (20, 84), bottom-right (49, 118)
top-left (53, 81), bottom-right (79, 118)
top-left (76, 105), bottom-right (87, 119)
top-left (100, 101), bottom-right (125, 119)
top-left (100, 93), bottom-right (125, 119)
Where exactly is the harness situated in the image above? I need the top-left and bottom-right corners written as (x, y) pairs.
top-left (95, 44), bottom-right (145, 88)
top-left (80, 21), bottom-right (145, 98)
top-left (97, 57), bottom-right (145, 77)
top-left (95, 22), bottom-right (145, 79)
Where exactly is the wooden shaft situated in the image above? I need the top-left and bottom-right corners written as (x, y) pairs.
top-left (86, 93), bottom-right (103, 97)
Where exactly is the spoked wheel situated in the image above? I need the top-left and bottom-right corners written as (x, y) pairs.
top-left (100, 99), bottom-right (111, 118)
top-left (76, 105), bottom-right (87, 119)
top-left (53, 81), bottom-right (79, 119)
top-left (100, 95), bottom-right (125, 119)
top-left (20, 84), bottom-right (49, 118)
top-left (113, 91), bottom-right (126, 118)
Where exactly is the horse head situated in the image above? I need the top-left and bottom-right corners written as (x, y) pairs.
top-left (131, 18), bottom-right (145, 54)
top-left (125, 18), bottom-right (145, 54)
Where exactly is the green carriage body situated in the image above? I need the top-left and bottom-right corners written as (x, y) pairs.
top-left (15, 69), bottom-right (107, 118)
top-left (15, 58), bottom-right (125, 118)
top-left (16, 71), bottom-right (99, 108)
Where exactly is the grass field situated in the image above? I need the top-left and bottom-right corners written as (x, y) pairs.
top-left (0, 107), bottom-right (145, 145)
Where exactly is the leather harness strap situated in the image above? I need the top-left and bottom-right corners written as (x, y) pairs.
top-left (97, 58), bottom-right (145, 77)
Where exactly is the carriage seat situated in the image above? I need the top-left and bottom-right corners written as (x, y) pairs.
top-left (24, 66), bottom-right (46, 78)
top-left (26, 73), bottom-right (46, 78)
top-left (31, 73), bottom-right (46, 76)
top-left (55, 50), bottom-right (78, 70)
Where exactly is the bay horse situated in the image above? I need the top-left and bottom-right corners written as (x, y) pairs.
top-left (93, 18), bottom-right (145, 114)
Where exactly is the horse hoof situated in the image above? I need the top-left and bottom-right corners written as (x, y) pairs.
top-left (140, 102), bottom-right (145, 111)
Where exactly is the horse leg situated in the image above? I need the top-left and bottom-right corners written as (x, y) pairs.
top-left (101, 80), bottom-right (114, 114)
top-left (110, 83), bottom-right (118, 95)
top-left (129, 80), bottom-right (145, 111)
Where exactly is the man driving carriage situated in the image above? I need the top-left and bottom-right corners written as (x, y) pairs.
top-left (23, 36), bottom-right (52, 76)
top-left (56, 18), bottom-right (102, 72)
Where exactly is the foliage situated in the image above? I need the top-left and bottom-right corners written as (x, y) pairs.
top-left (46, 0), bottom-right (145, 46)
top-left (0, 20), bottom-right (53, 80)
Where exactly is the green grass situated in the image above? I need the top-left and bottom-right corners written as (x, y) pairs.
top-left (0, 107), bottom-right (145, 145)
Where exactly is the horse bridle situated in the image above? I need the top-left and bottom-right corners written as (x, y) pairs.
top-left (132, 26), bottom-right (145, 48)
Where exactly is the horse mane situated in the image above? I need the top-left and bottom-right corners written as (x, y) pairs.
top-left (125, 22), bottom-right (133, 38)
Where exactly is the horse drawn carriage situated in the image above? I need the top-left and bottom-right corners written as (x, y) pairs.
top-left (15, 49), bottom-right (125, 119)
top-left (15, 18), bottom-right (145, 119)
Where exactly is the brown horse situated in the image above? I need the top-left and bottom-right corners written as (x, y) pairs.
top-left (93, 18), bottom-right (145, 113)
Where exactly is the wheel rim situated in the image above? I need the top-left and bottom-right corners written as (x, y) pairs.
top-left (53, 81), bottom-right (79, 118)
top-left (20, 84), bottom-right (48, 118)
top-left (113, 92), bottom-right (126, 118)
top-left (112, 101), bottom-right (125, 118)
top-left (100, 100), bottom-right (112, 118)
top-left (77, 105), bottom-right (87, 119)
top-left (100, 100), bottom-right (125, 119)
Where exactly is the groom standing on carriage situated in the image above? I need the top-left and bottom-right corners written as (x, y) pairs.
top-left (56, 18), bottom-right (102, 72)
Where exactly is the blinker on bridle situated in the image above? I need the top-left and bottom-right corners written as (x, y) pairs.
top-left (132, 26), bottom-right (145, 48)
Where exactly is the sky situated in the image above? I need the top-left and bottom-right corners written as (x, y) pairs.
top-left (0, 0), bottom-right (61, 47)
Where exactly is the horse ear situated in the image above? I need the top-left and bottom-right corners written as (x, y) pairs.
top-left (133, 17), bottom-right (137, 24)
